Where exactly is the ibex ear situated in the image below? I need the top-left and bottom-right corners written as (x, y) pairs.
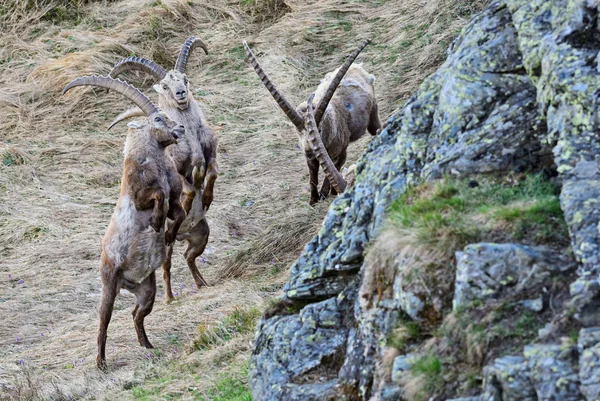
top-left (153, 84), bottom-right (162, 93)
top-left (127, 120), bottom-right (145, 129)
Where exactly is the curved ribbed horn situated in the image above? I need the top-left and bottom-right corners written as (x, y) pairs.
top-left (306, 94), bottom-right (346, 194)
top-left (62, 75), bottom-right (158, 116)
top-left (107, 107), bottom-right (145, 131)
top-left (175, 36), bottom-right (209, 73)
top-left (314, 39), bottom-right (370, 125)
top-left (243, 40), bottom-right (304, 129)
top-left (109, 57), bottom-right (168, 81)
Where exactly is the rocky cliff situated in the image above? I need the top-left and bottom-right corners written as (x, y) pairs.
top-left (250, 0), bottom-right (600, 399)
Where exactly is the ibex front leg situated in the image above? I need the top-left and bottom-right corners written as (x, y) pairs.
top-left (201, 158), bottom-right (218, 211)
top-left (321, 150), bottom-right (347, 197)
top-left (181, 178), bottom-right (197, 214)
top-left (134, 187), bottom-right (166, 233)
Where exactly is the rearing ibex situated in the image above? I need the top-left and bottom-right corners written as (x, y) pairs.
top-left (62, 76), bottom-right (186, 370)
top-left (107, 36), bottom-right (217, 299)
top-left (244, 39), bottom-right (381, 205)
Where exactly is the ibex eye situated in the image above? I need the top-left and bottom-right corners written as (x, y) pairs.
top-left (155, 117), bottom-right (162, 122)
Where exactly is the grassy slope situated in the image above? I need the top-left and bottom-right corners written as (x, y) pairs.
top-left (0, 0), bottom-right (483, 399)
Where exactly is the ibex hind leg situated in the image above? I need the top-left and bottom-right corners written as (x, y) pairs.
top-left (132, 271), bottom-right (157, 349)
top-left (307, 158), bottom-right (320, 205)
top-left (368, 102), bottom-right (382, 136)
top-left (97, 264), bottom-right (120, 371)
top-left (184, 219), bottom-right (210, 288)
top-left (161, 243), bottom-right (175, 303)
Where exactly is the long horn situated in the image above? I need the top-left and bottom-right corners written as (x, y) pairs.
top-left (107, 107), bottom-right (145, 131)
top-left (62, 75), bottom-right (158, 116)
top-left (314, 39), bottom-right (370, 125)
top-left (243, 40), bottom-right (304, 129)
top-left (306, 94), bottom-right (346, 194)
top-left (109, 57), bottom-right (168, 81)
top-left (175, 36), bottom-right (209, 73)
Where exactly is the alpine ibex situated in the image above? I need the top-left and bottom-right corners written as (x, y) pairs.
top-left (107, 36), bottom-right (216, 299)
top-left (62, 76), bottom-right (186, 370)
top-left (244, 39), bottom-right (381, 205)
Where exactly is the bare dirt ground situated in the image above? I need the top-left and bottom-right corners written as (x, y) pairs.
top-left (0, 0), bottom-right (482, 399)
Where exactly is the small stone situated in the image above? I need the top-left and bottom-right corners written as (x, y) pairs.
top-left (521, 297), bottom-right (543, 312)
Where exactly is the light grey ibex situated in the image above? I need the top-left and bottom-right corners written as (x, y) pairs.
top-left (244, 39), bottom-right (381, 205)
top-left (62, 76), bottom-right (187, 370)
top-left (107, 36), bottom-right (217, 299)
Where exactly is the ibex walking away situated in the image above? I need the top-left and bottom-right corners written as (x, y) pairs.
top-left (108, 36), bottom-right (217, 298)
top-left (63, 76), bottom-right (186, 370)
top-left (244, 39), bottom-right (381, 205)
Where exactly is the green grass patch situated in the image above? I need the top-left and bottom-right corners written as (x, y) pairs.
top-left (194, 307), bottom-right (261, 351)
top-left (388, 174), bottom-right (568, 254)
top-left (411, 355), bottom-right (442, 376)
top-left (388, 313), bottom-right (422, 350)
top-left (407, 354), bottom-right (445, 401)
top-left (200, 377), bottom-right (252, 401)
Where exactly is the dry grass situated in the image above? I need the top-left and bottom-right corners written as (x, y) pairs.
top-left (0, 0), bottom-right (483, 399)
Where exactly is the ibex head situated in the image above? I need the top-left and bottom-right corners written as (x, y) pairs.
top-left (109, 36), bottom-right (208, 110)
top-left (244, 39), bottom-right (372, 195)
top-left (62, 75), bottom-right (184, 147)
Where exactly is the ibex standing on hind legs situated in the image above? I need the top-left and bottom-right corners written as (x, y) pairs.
top-left (63, 76), bottom-right (186, 370)
top-left (107, 36), bottom-right (217, 299)
top-left (244, 39), bottom-right (381, 205)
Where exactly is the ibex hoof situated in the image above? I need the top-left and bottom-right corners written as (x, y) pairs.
top-left (97, 357), bottom-right (108, 372)
top-left (165, 231), bottom-right (176, 245)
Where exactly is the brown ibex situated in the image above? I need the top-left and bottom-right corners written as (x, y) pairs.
top-left (107, 36), bottom-right (217, 299)
top-left (62, 76), bottom-right (186, 370)
top-left (244, 39), bottom-right (381, 205)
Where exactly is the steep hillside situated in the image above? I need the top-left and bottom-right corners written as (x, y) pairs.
top-left (0, 0), bottom-right (484, 400)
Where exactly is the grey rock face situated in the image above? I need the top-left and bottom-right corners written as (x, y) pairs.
top-left (525, 344), bottom-right (582, 401)
top-left (482, 356), bottom-right (536, 401)
top-left (250, 285), bottom-right (356, 400)
top-left (250, 0), bottom-right (600, 399)
top-left (578, 327), bottom-right (600, 400)
top-left (453, 243), bottom-right (574, 309)
top-left (391, 354), bottom-right (417, 384)
top-left (505, 0), bottom-right (600, 323)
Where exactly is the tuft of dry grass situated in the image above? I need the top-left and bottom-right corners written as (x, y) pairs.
top-left (220, 201), bottom-right (330, 279)
top-left (0, 0), bottom-right (485, 399)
